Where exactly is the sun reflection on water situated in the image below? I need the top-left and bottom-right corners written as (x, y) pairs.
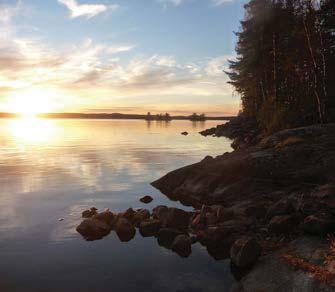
top-left (8, 117), bottom-right (58, 144)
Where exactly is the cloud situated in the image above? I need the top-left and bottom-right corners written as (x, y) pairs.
top-left (0, 1), bottom-right (22, 24)
top-left (57, 0), bottom-right (118, 19)
top-left (213, 0), bottom-right (234, 6)
top-left (0, 3), bottom-right (237, 115)
top-left (158, 0), bottom-right (185, 7)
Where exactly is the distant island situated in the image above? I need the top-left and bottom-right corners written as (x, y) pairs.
top-left (0, 112), bottom-right (236, 121)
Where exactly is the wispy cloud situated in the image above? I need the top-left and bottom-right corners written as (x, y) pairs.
top-left (0, 1), bottom-right (22, 24)
top-left (57, 0), bottom-right (118, 19)
top-left (158, 0), bottom-right (185, 7)
top-left (213, 0), bottom-right (234, 6)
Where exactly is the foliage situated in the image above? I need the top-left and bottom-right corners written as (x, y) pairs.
top-left (227, 0), bottom-right (335, 133)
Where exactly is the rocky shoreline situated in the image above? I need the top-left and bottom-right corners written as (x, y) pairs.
top-left (151, 122), bottom-right (335, 291)
top-left (76, 121), bottom-right (335, 291)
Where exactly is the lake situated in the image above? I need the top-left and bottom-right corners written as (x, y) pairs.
top-left (0, 118), bottom-right (235, 292)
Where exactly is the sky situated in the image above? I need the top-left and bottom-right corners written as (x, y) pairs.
top-left (0, 0), bottom-right (246, 116)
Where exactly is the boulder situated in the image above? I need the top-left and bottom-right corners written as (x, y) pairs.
top-left (120, 208), bottom-right (136, 222)
top-left (92, 210), bottom-right (115, 226)
top-left (114, 218), bottom-right (136, 242)
top-left (172, 235), bottom-right (192, 257)
top-left (157, 228), bottom-right (183, 248)
top-left (268, 215), bottom-right (297, 234)
top-left (139, 219), bottom-right (161, 237)
top-left (216, 207), bottom-right (235, 222)
top-left (82, 207), bottom-right (98, 218)
top-left (76, 219), bottom-right (111, 241)
top-left (133, 209), bottom-right (150, 227)
top-left (230, 237), bottom-right (261, 268)
top-left (206, 212), bottom-right (217, 225)
top-left (164, 208), bottom-right (191, 230)
top-left (140, 195), bottom-right (153, 204)
top-left (152, 205), bottom-right (169, 222)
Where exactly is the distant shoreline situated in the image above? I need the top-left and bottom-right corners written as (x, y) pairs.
top-left (0, 112), bottom-right (236, 121)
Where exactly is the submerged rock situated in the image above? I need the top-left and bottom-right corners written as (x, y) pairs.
top-left (140, 195), bottom-right (153, 204)
top-left (76, 219), bottom-right (112, 241)
top-left (230, 237), bottom-right (261, 268)
top-left (172, 234), bottom-right (192, 257)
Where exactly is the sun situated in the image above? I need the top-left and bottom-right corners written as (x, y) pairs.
top-left (7, 88), bottom-right (60, 117)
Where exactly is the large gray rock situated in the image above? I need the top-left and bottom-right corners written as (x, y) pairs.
top-left (239, 237), bottom-right (334, 291)
top-left (152, 124), bottom-right (335, 208)
top-left (230, 237), bottom-right (261, 268)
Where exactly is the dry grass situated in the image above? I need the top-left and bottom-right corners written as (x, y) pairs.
top-left (281, 236), bottom-right (335, 288)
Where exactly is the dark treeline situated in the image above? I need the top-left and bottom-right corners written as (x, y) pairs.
top-left (227, 0), bottom-right (335, 133)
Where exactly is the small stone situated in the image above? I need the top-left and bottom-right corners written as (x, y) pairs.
top-left (58, 218), bottom-right (64, 221)
top-left (140, 195), bottom-right (153, 204)
top-left (139, 219), bottom-right (161, 237)
top-left (181, 131), bottom-right (188, 136)
top-left (230, 237), bottom-right (261, 268)
top-left (172, 235), bottom-right (192, 257)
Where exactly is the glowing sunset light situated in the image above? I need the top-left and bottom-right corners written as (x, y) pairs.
top-left (6, 88), bottom-right (62, 118)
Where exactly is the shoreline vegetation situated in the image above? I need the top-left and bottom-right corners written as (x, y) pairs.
top-left (0, 112), bottom-right (235, 121)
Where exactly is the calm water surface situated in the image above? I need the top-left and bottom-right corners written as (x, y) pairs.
top-left (0, 118), bottom-right (235, 292)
